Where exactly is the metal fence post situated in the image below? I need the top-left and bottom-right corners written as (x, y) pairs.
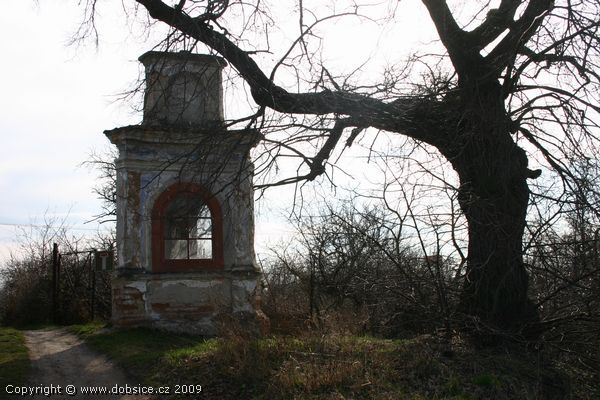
top-left (52, 243), bottom-right (58, 324)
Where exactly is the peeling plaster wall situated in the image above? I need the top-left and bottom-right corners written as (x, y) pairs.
top-left (107, 132), bottom-right (266, 335)
top-left (139, 51), bottom-right (225, 126)
top-left (111, 273), bottom-right (265, 336)
top-left (112, 163), bottom-right (258, 272)
top-left (106, 52), bottom-right (267, 336)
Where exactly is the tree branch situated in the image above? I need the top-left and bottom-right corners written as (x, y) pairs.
top-left (421, 0), bottom-right (479, 76)
top-left (135, 0), bottom-right (450, 147)
top-left (466, 0), bottom-right (521, 50)
top-left (485, 0), bottom-right (554, 74)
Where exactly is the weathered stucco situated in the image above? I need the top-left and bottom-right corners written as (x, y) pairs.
top-left (111, 272), bottom-right (265, 336)
top-left (139, 51), bottom-right (226, 126)
top-left (106, 51), bottom-right (268, 336)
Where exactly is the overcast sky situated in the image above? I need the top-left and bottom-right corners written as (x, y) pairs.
top-left (0, 2), bottom-right (142, 260)
top-left (0, 1), bottom-right (434, 263)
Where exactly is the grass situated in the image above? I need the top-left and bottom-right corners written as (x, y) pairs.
top-left (0, 327), bottom-right (30, 393)
top-left (68, 323), bottom-right (219, 386)
top-left (70, 323), bottom-right (575, 400)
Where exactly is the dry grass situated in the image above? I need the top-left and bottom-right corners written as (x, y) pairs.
top-left (71, 324), bottom-right (582, 400)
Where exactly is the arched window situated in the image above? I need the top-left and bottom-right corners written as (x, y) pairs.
top-left (152, 183), bottom-right (223, 272)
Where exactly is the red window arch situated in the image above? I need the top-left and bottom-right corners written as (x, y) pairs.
top-left (152, 182), bottom-right (224, 272)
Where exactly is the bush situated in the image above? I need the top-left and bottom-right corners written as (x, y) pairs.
top-left (0, 221), bottom-right (113, 326)
top-left (261, 201), bottom-right (460, 337)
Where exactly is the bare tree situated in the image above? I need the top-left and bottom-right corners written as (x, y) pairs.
top-left (82, 147), bottom-right (118, 224)
top-left (0, 217), bottom-right (113, 325)
top-left (263, 198), bottom-right (460, 336)
top-left (79, 0), bottom-right (599, 340)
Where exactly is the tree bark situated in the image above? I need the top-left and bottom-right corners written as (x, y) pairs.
top-left (458, 164), bottom-right (537, 334)
top-left (448, 83), bottom-right (539, 337)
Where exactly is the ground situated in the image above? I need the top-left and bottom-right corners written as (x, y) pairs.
top-left (23, 328), bottom-right (151, 399)
top-left (3, 324), bottom-right (593, 399)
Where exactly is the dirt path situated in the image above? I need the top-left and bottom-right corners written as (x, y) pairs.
top-left (24, 328), bottom-right (151, 399)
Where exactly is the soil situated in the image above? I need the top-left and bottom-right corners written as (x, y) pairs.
top-left (24, 328), bottom-right (152, 399)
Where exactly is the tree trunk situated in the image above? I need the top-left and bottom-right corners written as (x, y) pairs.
top-left (448, 83), bottom-right (539, 338)
top-left (457, 164), bottom-right (538, 335)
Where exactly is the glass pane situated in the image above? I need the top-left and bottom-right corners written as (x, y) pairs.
top-left (165, 239), bottom-right (188, 260)
top-left (165, 193), bottom-right (209, 218)
top-left (164, 192), bottom-right (212, 239)
top-left (162, 191), bottom-right (214, 260)
top-left (189, 239), bottom-right (212, 259)
top-left (165, 218), bottom-right (191, 238)
top-left (191, 217), bottom-right (212, 238)
top-left (197, 205), bottom-right (211, 219)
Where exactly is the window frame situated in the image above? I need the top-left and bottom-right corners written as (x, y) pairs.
top-left (151, 182), bottom-right (224, 272)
